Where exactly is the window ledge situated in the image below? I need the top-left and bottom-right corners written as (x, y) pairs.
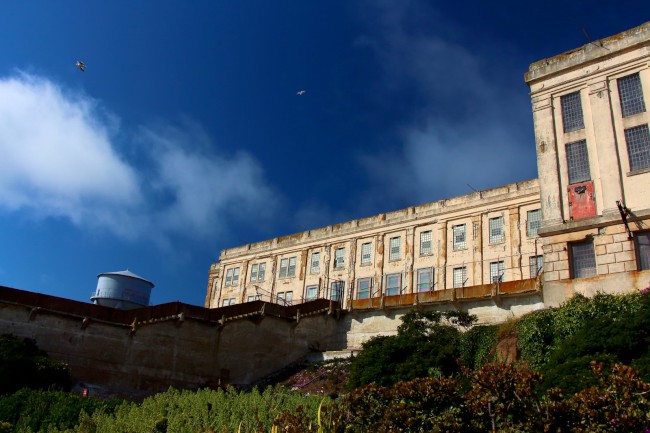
top-left (627, 167), bottom-right (650, 176)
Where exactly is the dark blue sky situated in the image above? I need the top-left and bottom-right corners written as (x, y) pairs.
top-left (0, 1), bottom-right (647, 306)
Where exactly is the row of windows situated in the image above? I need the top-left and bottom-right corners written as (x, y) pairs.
top-left (561, 72), bottom-right (650, 180)
top-left (565, 124), bottom-right (650, 183)
top-left (224, 229), bottom-right (648, 304)
top-left (224, 213), bottom-right (542, 286)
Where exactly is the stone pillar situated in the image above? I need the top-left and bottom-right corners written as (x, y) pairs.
top-left (438, 221), bottom-right (448, 290)
top-left (532, 95), bottom-right (564, 227)
top-left (588, 79), bottom-right (624, 215)
top-left (508, 207), bottom-right (522, 281)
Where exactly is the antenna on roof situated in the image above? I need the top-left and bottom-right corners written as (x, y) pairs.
top-left (582, 28), bottom-right (610, 51)
top-left (467, 183), bottom-right (478, 192)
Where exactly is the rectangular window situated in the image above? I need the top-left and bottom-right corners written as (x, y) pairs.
top-left (489, 217), bottom-right (504, 244)
top-left (453, 267), bottom-right (467, 288)
top-left (566, 139), bottom-right (591, 184)
top-left (416, 268), bottom-right (434, 292)
top-left (453, 224), bottom-right (466, 250)
top-left (636, 232), bottom-right (650, 271)
top-left (624, 124), bottom-right (650, 172)
top-left (357, 277), bottom-right (372, 299)
top-left (279, 257), bottom-right (296, 278)
top-left (420, 231), bottom-right (432, 256)
top-left (527, 209), bottom-right (542, 237)
top-left (258, 263), bottom-right (266, 281)
top-left (335, 248), bottom-right (345, 269)
top-left (229, 298), bottom-right (236, 305)
top-left (330, 281), bottom-right (345, 302)
top-left (225, 268), bottom-right (234, 286)
top-left (310, 252), bottom-right (320, 274)
top-left (247, 295), bottom-right (255, 302)
top-left (561, 91), bottom-right (585, 132)
top-left (222, 298), bottom-right (230, 307)
top-left (618, 73), bottom-right (646, 117)
top-left (361, 242), bottom-right (372, 265)
top-left (277, 291), bottom-right (285, 305)
top-left (284, 291), bottom-right (293, 305)
top-left (385, 273), bottom-right (401, 296)
top-left (288, 257), bottom-right (296, 277)
top-left (250, 264), bottom-right (258, 282)
top-left (279, 258), bottom-right (288, 278)
top-left (571, 240), bottom-right (597, 278)
top-left (490, 261), bottom-right (505, 283)
top-left (389, 236), bottom-right (401, 261)
top-left (232, 268), bottom-right (240, 286)
top-left (305, 285), bottom-right (319, 301)
top-left (529, 255), bottom-right (544, 278)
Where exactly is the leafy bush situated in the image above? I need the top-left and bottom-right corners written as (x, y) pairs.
top-left (0, 334), bottom-right (70, 395)
top-left (0, 388), bottom-right (122, 432)
top-left (347, 310), bottom-right (476, 388)
top-left (459, 324), bottom-right (499, 370)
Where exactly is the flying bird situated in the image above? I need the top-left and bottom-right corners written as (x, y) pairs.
top-left (76, 61), bottom-right (86, 72)
top-left (296, 90), bottom-right (306, 95)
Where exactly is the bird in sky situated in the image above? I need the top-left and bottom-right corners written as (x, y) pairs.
top-left (296, 90), bottom-right (306, 95)
top-left (76, 61), bottom-right (86, 72)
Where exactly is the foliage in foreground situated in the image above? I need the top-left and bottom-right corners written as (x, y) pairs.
top-left (0, 334), bottom-right (70, 395)
top-left (277, 361), bottom-right (650, 433)
top-left (347, 309), bottom-right (477, 388)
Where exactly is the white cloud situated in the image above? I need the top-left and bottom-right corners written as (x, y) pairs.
top-left (0, 72), bottom-right (280, 243)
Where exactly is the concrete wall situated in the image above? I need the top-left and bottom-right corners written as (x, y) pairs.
top-left (0, 287), bottom-right (342, 395)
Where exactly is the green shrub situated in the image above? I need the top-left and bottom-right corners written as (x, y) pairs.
top-left (459, 324), bottom-right (499, 370)
top-left (0, 334), bottom-right (71, 395)
top-left (0, 388), bottom-right (122, 432)
top-left (347, 310), bottom-right (475, 389)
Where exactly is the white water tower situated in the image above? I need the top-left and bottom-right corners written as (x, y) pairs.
top-left (90, 270), bottom-right (154, 309)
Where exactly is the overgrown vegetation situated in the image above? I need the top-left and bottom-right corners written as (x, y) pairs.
top-left (3, 290), bottom-right (650, 431)
top-left (0, 334), bottom-right (70, 395)
top-left (347, 309), bottom-right (476, 388)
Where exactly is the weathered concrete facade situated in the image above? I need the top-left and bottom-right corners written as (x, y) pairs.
top-left (526, 21), bottom-right (650, 305)
top-left (207, 179), bottom-right (543, 310)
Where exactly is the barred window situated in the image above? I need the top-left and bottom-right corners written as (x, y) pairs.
top-left (570, 241), bottom-right (596, 278)
top-left (250, 264), bottom-right (258, 282)
top-left (335, 248), bottom-right (345, 269)
top-left (420, 231), bottom-right (432, 256)
top-left (637, 232), bottom-right (650, 271)
top-left (561, 91), bottom-right (585, 132)
top-left (566, 140), bottom-right (591, 184)
top-left (310, 252), bottom-right (320, 274)
top-left (490, 261), bottom-right (505, 283)
top-left (357, 277), bottom-right (372, 299)
top-left (416, 268), bottom-right (434, 292)
top-left (489, 217), bottom-right (504, 244)
top-left (527, 209), bottom-right (542, 237)
top-left (618, 73), bottom-right (646, 117)
top-left (453, 267), bottom-right (467, 288)
top-left (385, 273), bottom-right (401, 296)
top-left (330, 281), bottom-right (345, 302)
top-left (361, 242), bottom-right (372, 265)
top-left (624, 124), bottom-right (650, 172)
top-left (389, 236), bottom-right (401, 261)
top-left (453, 224), bottom-right (466, 250)
top-left (258, 263), bottom-right (265, 281)
top-left (529, 255), bottom-right (544, 278)
top-left (305, 285), bottom-right (319, 301)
